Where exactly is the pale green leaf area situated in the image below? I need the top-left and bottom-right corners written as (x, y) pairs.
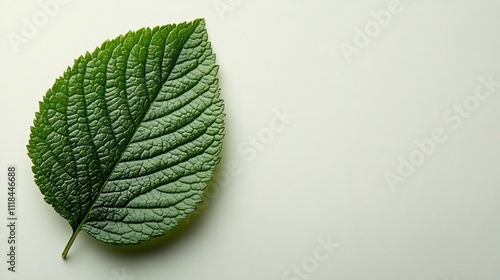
top-left (27, 18), bottom-right (224, 258)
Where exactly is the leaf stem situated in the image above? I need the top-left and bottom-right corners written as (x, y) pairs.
top-left (61, 226), bottom-right (82, 259)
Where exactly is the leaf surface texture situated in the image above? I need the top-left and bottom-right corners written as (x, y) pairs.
top-left (27, 19), bottom-right (224, 256)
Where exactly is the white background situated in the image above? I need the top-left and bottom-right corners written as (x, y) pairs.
top-left (1, 0), bottom-right (500, 279)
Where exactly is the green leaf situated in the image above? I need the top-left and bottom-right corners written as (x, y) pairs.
top-left (27, 18), bottom-right (224, 258)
